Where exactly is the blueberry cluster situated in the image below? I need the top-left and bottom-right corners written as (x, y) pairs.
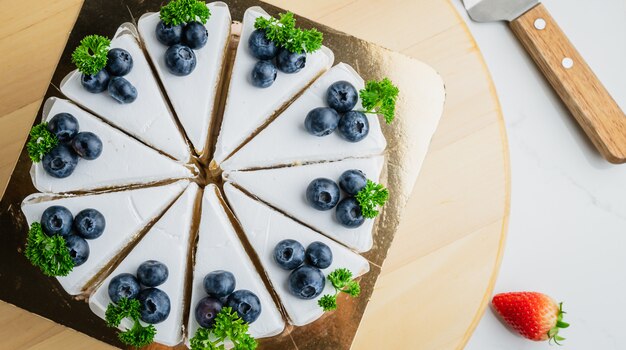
top-left (305, 81), bottom-right (370, 142)
top-left (274, 239), bottom-right (333, 300)
top-left (248, 29), bottom-right (307, 88)
top-left (195, 270), bottom-right (261, 328)
top-left (108, 260), bottom-right (171, 324)
top-left (81, 48), bottom-right (137, 103)
top-left (156, 20), bottom-right (208, 76)
top-left (306, 169), bottom-right (368, 228)
top-left (42, 112), bottom-right (103, 178)
top-left (39, 205), bottom-right (106, 267)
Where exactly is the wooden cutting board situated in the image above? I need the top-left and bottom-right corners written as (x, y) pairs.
top-left (0, 0), bottom-right (509, 349)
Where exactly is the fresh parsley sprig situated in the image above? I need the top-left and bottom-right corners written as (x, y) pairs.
top-left (355, 180), bottom-right (389, 219)
top-left (360, 78), bottom-right (400, 124)
top-left (160, 0), bottom-right (211, 26)
top-left (105, 297), bottom-right (156, 347)
top-left (26, 123), bottom-right (58, 163)
top-left (318, 268), bottom-right (361, 312)
top-left (254, 12), bottom-right (323, 54)
top-left (24, 222), bottom-right (74, 277)
top-left (190, 307), bottom-right (257, 350)
top-left (71, 35), bottom-right (111, 75)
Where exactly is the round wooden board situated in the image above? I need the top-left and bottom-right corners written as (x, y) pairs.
top-left (0, 0), bottom-right (509, 349)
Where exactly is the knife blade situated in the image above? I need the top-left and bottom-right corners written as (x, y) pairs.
top-left (463, 0), bottom-right (626, 164)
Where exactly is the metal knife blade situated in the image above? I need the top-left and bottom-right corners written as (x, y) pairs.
top-left (463, 0), bottom-right (538, 22)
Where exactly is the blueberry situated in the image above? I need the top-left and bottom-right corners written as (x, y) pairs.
top-left (41, 205), bottom-right (73, 237)
top-left (251, 60), bottom-right (277, 88)
top-left (306, 178), bottom-right (340, 211)
top-left (225, 290), bottom-right (261, 324)
top-left (338, 110), bottom-right (369, 142)
top-left (137, 260), bottom-right (169, 287)
top-left (47, 113), bottom-right (79, 143)
top-left (108, 273), bottom-right (141, 303)
top-left (182, 21), bottom-right (208, 49)
top-left (288, 265), bottom-right (325, 300)
top-left (326, 81), bottom-right (358, 113)
top-left (71, 132), bottom-right (103, 160)
top-left (273, 239), bottom-right (305, 270)
top-left (65, 234), bottom-right (89, 266)
top-left (248, 29), bottom-right (278, 60)
top-left (203, 270), bottom-right (236, 298)
top-left (108, 77), bottom-right (137, 104)
top-left (304, 107), bottom-right (339, 136)
top-left (195, 296), bottom-right (223, 328)
top-left (138, 288), bottom-right (171, 324)
top-left (276, 48), bottom-right (306, 73)
top-left (338, 169), bottom-right (367, 195)
top-left (305, 242), bottom-right (333, 269)
top-left (81, 69), bottom-right (110, 93)
top-left (105, 48), bottom-right (133, 76)
top-left (165, 44), bottom-right (196, 76)
top-left (155, 20), bottom-right (183, 46)
top-left (42, 144), bottom-right (79, 178)
top-left (73, 208), bottom-right (105, 239)
top-left (335, 197), bottom-right (365, 228)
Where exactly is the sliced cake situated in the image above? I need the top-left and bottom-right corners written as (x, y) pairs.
top-left (89, 183), bottom-right (200, 347)
top-left (21, 180), bottom-right (188, 295)
top-left (137, 2), bottom-right (231, 157)
top-left (212, 6), bottom-right (334, 165)
top-left (29, 97), bottom-right (194, 193)
top-left (186, 184), bottom-right (284, 345)
top-left (224, 182), bottom-right (369, 326)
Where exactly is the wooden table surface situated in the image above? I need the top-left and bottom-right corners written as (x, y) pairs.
top-left (0, 0), bottom-right (510, 349)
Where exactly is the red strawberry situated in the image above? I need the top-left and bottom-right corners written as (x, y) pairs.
top-left (492, 292), bottom-right (569, 344)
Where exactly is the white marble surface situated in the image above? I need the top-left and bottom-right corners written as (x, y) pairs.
top-left (450, 0), bottom-right (626, 349)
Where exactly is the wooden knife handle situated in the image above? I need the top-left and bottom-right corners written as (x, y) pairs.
top-left (510, 3), bottom-right (626, 163)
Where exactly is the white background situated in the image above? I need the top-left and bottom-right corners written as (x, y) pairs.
top-left (450, 0), bottom-right (626, 349)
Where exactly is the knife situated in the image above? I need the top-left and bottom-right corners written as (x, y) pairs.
top-left (463, 0), bottom-right (626, 164)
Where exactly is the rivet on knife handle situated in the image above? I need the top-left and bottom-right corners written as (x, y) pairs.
top-left (509, 3), bottom-right (626, 164)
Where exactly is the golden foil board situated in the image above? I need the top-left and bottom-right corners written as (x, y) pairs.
top-left (0, 0), bottom-right (447, 349)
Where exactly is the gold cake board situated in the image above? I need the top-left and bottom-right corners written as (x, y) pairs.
top-left (0, 0), bottom-right (509, 349)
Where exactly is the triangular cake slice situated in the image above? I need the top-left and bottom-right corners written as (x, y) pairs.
top-left (212, 6), bottom-right (334, 165)
top-left (225, 156), bottom-right (384, 252)
top-left (89, 183), bottom-right (200, 347)
top-left (222, 63), bottom-right (386, 171)
top-left (30, 98), bottom-right (194, 193)
top-left (60, 24), bottom-right (190, 162)
top-left (186, 184), bottom-right (284, 344)
top-left (20, 180), bottom-right (189, 295)
top-left (138, 2), bottom-right (231, 157)
top-left (224, 182), bottom-right (369, 326)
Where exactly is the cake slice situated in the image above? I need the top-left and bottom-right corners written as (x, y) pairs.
top-left (89, 183), bottom-right (200, 347)
top-left (222, 63), bottom-right (386, 171)
top-left (212, 6), bottom-right (334, 165)
top-left (186, 184), bottom-right (284, 344)
top-left (60, 24), bottom-right (190, 162)
top-left (225, 156), bottom-right (384, 252)
top-left (138, 2), bottom-right (231, 157)
top-left (223, 182), bottom-right (369, 326)
top-left (30, 98), bottom-right (194, 193)
top-left (20, 180), bottom-right (188, 295)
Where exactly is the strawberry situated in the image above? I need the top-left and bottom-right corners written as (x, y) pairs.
top-left (491, 292), bottom-right (569, 344)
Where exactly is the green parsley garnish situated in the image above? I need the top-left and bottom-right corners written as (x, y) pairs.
top-left (24, 222), bottom-right (74, 277)
top-left (254, 12), bottom-right (323, 54)
top-left (160, 0), bottom-right (211, 26)
top-left (355, 180), bottom-right (389, 219)
top-left (318, 268), bottom-right (361, 312)
top-left (360, 78), bottom-right (400, 124)
top-left (71, 35), bottom-right (111, 75)
top-left (190, 307), bottom-right (257, 350)
top-left (26, 123), bottom-right (58, 163)
top-left (105, 298), bottom-right (156, 347)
